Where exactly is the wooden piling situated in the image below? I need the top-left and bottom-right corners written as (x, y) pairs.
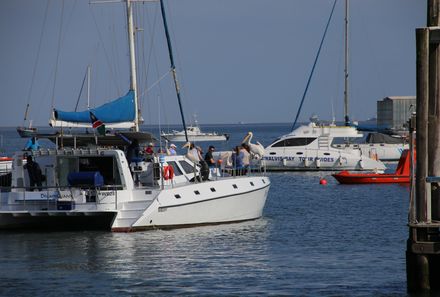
top-left (406, 0), bottom-right (440, 292)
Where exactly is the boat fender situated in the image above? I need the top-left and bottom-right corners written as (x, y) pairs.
top-left (163, 165), bottom-right (174, 180)
top-left (316, 158), bottom-right (321, 168)
top-left (304, 158), bottom-right (310, 167)
top-left (369, 151), bottom-right (378, 161)
top-left (282, 158), bottom-right (287, 166)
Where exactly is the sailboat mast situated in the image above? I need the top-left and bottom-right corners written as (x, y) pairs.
top-left (159, 0), bottom-right (189, 142)
top-left (126, 0), bottom-right (140, 132)
top-left (344, 0), bottom-right (350, 126)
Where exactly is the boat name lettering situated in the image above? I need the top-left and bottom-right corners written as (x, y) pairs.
top-left (264, 156), bottom-right (335, 162)
top-left (100, 191), bottom-right (116, 197)
top-left (40, 192), bottom-right (73, 199)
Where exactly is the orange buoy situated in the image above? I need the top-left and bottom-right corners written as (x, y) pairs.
top-left (319, 178), bottom-right (327, 185)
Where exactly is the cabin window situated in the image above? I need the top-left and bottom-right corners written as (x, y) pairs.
top-left (57, 156), bottom-right (121, 187)
top-left (167, 161), bottom-right (183, 176)
top-left (194, 190), bottom-right (200, 195)
top-left (324, 153), bottom-right (330, 156)
top-left (179, 160), bottom-right (197, 174)
top-left (250, 182), bottom-right (254, 186)
top-left (232, 184), bottom-right (238, 189)
top-left (296, 152), bottom-right (303, 155)
top-left (271, 137), bottom-right (316, 147)
top-left (261, 179), bottom-right (266, 184)
top-left (210, 187), bottom-right (216, 192)
top-left (174, 194), bottom-right (181, 199)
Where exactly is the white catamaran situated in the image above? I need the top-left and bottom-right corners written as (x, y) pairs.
top-left (0, 0), bottom-right (270, 231)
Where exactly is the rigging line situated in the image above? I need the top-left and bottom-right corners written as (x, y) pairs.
top-left (290, 0), bottom-right (338, 132)
top-left (89, 7), bottom-right (120, 96)
top-left (165, 0), bottom-right (191, 114)
top-left (74, 66), bottom-right (90, 111)
top-left (159, 0), bottom-right (188, 142)
top-left (139, 70), bottom-right (170, 98)
top-left (24, 0), bottom-right (51, 124)
top-left (50, 0), bottom-right (65, 110)
top-left (139, 4), bottom-right (158, 108)
top-left (143, 3), bottom-right (164, 127)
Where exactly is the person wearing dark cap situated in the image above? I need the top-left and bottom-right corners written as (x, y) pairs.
top-left (24, 155), bottom-right (43, 191)
top-left (204, 145), bottom-right (216, 168)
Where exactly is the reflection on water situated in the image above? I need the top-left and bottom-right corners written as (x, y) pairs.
top-left (0, 124), bottom-right (412, 296)
top-left (0, 220), bottom-right (273, 296)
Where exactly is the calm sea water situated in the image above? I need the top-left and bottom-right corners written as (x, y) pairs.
top-left (0, 124), bottom-right (411, 296)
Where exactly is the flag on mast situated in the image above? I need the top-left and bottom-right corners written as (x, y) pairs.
top-left (90, 112), bottom-right (106, 136)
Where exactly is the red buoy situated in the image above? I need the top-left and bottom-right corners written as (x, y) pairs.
top-left (319, 178), bottom-right (327, 185)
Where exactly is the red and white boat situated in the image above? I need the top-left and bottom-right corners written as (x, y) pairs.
top-left (332, 149), bottom-right (413, 184)
top-left (0, 157), bottom-right (13, 175)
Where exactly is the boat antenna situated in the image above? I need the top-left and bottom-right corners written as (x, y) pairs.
top-left (159, 0), bottom-right (189, 142)
top-left (344, 0), bottom-right (350, 126)
top-left (290, 0), bottom-right (338, 131)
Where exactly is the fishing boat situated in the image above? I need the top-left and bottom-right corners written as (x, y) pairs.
top-left (263, 0), bottom-right (385, 171)
top-left (0, 0), bottom-right (270, 231)
top-left (161, 118), bottom-right (229, 142)
top-left (332, 149), bottom-right (412, 184)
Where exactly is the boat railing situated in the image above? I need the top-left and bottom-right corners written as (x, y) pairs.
top-left (207, 158), bottom-right (267, 181)
top-left (0, 185), bottom-right (121, 211)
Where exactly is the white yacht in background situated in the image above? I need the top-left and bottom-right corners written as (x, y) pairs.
top-left (161, 118), bottom-right (229, 142)
top-left (339, 132), bottom-right (408, 162)
top-left (262, 119), bottom-right (386, 171)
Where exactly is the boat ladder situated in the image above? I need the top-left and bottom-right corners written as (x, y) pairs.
top-left (318, 136), bottom-right (330, 148)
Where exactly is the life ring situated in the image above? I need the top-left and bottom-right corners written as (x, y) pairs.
top-left (163, 165), bottom-right (174, 180)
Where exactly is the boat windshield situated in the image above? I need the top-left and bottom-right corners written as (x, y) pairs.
top-left (271, 137), bottom-right (316, 147)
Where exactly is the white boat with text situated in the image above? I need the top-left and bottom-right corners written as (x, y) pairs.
top-left (262, 119), bottom-right (386, 171)
top-left (0, 147), bottom-right (269, 231)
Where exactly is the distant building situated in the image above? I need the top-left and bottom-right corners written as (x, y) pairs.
top-left (377, 96), bottom-right (416, 133)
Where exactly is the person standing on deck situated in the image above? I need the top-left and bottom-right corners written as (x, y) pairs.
top-left (24, 137), bottom-right (40, 151)
top-left (24, 155), bottom-right (43, 191)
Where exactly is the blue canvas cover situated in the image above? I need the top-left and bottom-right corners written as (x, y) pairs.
top-left (54, 90), bottom-right (135, 124)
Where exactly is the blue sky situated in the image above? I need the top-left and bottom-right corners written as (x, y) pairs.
top-left (0, 0), bottom-right (425, 127)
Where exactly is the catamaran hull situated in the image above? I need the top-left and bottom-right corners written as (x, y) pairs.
top-left (0, 211), bottom-right (116, 231)
top-left (112, 177), bottom-right (270, 232)
top-left (0, 177), bottom-right (270, 232)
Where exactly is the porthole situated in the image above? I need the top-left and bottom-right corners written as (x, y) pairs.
top-left (194, 190), bottom-right (200, 195)
top-left (174, 194), bottom-right (181, 199)
top-left (210, 188), bottom-right (216, 192)
top-left (250, 182), bottom-right (254, 186)
top-left (232, 184), bottom-right (238, 189)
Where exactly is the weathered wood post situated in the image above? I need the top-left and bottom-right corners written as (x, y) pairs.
top-left (428, 0), bottom-right (440, 221)
top-left (407, 0), bottom-right (440, 292)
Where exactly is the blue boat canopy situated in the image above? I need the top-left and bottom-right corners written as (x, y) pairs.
top-left (54, 90), bottom-right (135, 124)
